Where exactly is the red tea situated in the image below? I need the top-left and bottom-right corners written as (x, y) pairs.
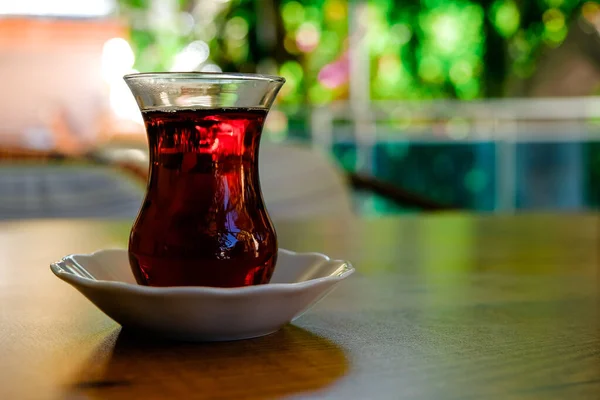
top-left (128, 108), bottom-right (278, 287)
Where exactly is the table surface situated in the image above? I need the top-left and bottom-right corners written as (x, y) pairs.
top-left (1, 214), bottom-right (599, 400)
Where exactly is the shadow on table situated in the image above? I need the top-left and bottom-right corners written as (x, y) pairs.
top-left (69, 325), bottom-right (349, 399)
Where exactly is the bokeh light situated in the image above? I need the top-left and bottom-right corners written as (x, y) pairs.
top-left (410, 3), bottom-right (484, 99)
top-left (282, 1), bottom-right (305, 29)
top-left (491, 0), bottom-right (520, 37)
top-left (296, 22), bottom-right (321, 53)
top-left (449, 60), bottom-right (474, 85)
top-left (582, 1), bottom-right (600, 23)
top-left (179, 12), bottom-right (196, 36)
top-left (225, 16), bottom-right (249, 41)
top-left (418, 56), bottom-right (444, 83)
top-left (324, 0), bottom-right (347, 21)
top-left (101, 38), bottom-right (135, 83)
top-left (117, 0), bottom-right (586, 106)
top-left (374, 54), bottom-right (409, 98)
top-left (264, 110), bottom-right (289, 142)
top-left (201, 63), bottom-right (223, 73)
top-left (543, 8), bottom-right (565, 32)
top-left (543, 8), bottom-right (567, 46)
top-left (226, 38), bottom-right (248, 63)
top-left (318, 57), bottom-right (349, 89)
top-left (197, 22), bottom-right (218, 41)
top-left (424, 12), bottom-right (462, 54)
top-left (170, 41), bottom-right (210, 71)
top-left (391, 23), bottom-right (413, 47)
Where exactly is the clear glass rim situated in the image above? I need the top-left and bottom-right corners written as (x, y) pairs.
top-left (123, 71), bottom-right (285, 83)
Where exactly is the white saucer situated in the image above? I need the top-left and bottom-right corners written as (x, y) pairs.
top-left (50, 249), bottom-right (354, 341)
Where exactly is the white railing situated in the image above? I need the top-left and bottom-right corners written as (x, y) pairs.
top-left (299, 97), bottom-right (600, 212)
top-left (307, 97), bottom-right (600, 145)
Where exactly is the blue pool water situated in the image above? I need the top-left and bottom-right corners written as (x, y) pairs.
top-left (333, 141), bottom-right (599, 213)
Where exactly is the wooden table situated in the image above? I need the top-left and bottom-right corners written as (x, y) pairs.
top-left (1, 214), bottom-right (599, 399)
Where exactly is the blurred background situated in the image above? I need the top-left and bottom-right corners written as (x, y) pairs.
top-left (1, 0), bottom-right (600, 219)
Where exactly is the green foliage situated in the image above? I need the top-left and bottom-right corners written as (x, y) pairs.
top-left (117, 0), bottom-right (588, 101)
